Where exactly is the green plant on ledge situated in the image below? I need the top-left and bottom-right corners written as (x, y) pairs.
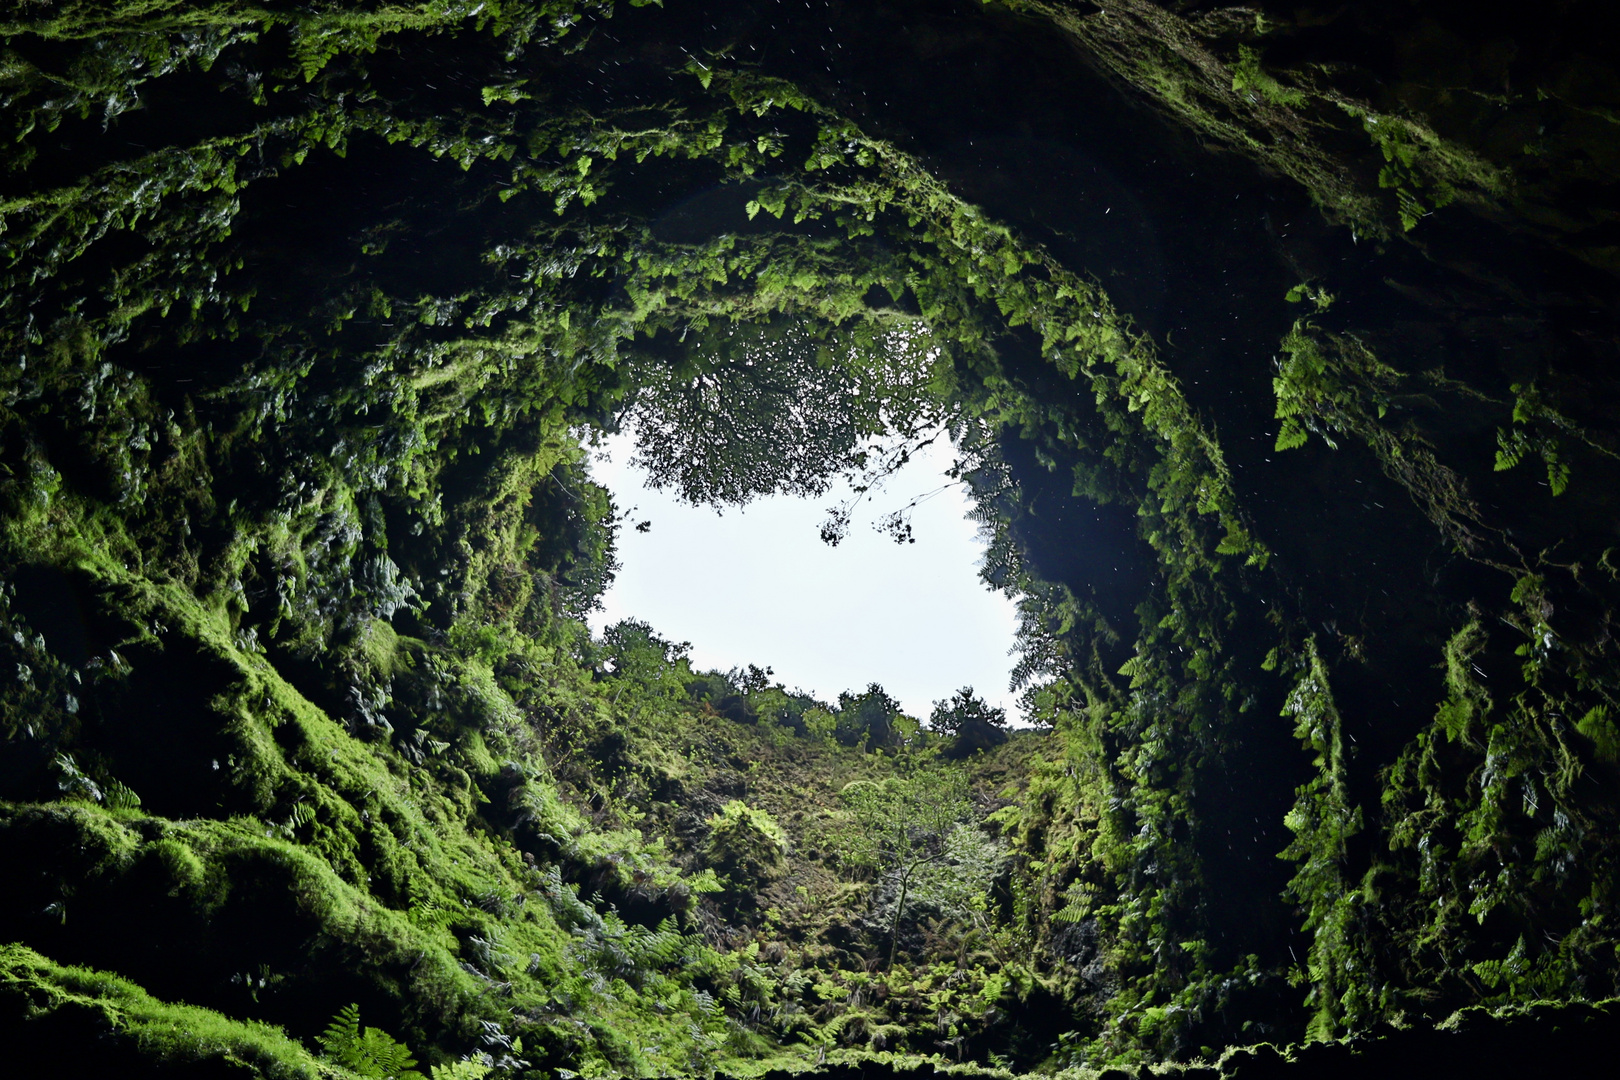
top-left (318, 1003), bottom-right (424, 1080)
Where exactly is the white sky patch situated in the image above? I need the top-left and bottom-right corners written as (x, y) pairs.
top-left (587, 432), bottom-right (1023, 721)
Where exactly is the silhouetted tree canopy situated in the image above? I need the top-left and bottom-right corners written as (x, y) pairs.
top-left (625, 317), bottom-right (945, 506)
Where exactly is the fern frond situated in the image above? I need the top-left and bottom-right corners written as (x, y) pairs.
top-left (359, 1027), bottom-right (419, 1078)
top-left (318, 1003), bottom-right (422, 1079)
top-left (319, 1003), bottom-right (363, 1062)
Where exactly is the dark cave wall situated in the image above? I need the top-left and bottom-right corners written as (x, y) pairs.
top-left (2, 0), bottom-right (1620, 1074)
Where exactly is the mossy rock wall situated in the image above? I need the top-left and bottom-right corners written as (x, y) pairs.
top-left (2, 1), bottom-right (1619, 1076)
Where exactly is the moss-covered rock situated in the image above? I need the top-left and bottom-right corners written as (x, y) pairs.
top-left (704, 800), bottom-right (790, 896)
top-left (0, 943), bottom-right (328, 1079)
top-left (2, 0), bottom-right (1619, 1076)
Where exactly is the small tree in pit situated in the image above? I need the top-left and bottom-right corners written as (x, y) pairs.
top-left (838, 770), bottom-right (975, 968)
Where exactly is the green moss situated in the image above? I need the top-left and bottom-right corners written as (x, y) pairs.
top-left (704, 800), bottom-right (790, 893)
top-left (994, 0), bottom-right (1515, 240)
top-left (3, 1), bottom-right (1619, 1074)
top-left (0, 943), bottom-right (326, 1078)
top-left (1231, 45), bottom-right (1306, 109)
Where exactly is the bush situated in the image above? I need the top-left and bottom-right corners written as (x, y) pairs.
top-left (702, 801), bottom-right (788, 896)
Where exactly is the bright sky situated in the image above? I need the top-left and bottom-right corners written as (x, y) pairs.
top-left (586, 432), bottom-right (1024, 721)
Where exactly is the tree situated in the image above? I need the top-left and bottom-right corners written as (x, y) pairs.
top-left (927, 687), bottom-right (1007, 735)
top-left (929, 687), bottom-right (1009, 759)
top-left (598, 619), bottom-right (693, 700)
top-left (834, 683), bottom-right (909, 752)
top-left (837, 770), bottom-right (975, 967)
top-left (625, 316), bottom-right (946, 508)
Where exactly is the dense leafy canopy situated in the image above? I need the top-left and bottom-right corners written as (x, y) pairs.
top-left (625, 316), bottom-right (946, 506)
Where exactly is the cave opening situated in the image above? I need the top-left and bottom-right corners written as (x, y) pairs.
top-left (586, 424), bottom-right (1026, 721)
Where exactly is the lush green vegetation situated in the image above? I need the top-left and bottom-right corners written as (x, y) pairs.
top-left (3, 1), bottom-right (1619, 1077)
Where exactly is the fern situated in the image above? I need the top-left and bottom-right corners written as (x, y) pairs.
top-left (103, 778), bottom-right (141, 810)
top-left (1274, 416), bottom-right (1309, 451)
top-left (1053, 882), bottom-right (1096, 923)
top-left (1470, 935), bottom-right (1567, 999)
top-left (1492, 380), bottom-right (1616, 496)
top-left (318, 1004), bottom-right (423, 1080)
top-left (278, 801), bottom-right (313, 838)
top-left (430, 1063), bottom-right (492, 1080)
top-left (1493, 425), bottom-right (1526, 472)
top-left (319, 1004), bottom-right (362, 1062)
top-left (1577, 705), bottom-right (1620, 764)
